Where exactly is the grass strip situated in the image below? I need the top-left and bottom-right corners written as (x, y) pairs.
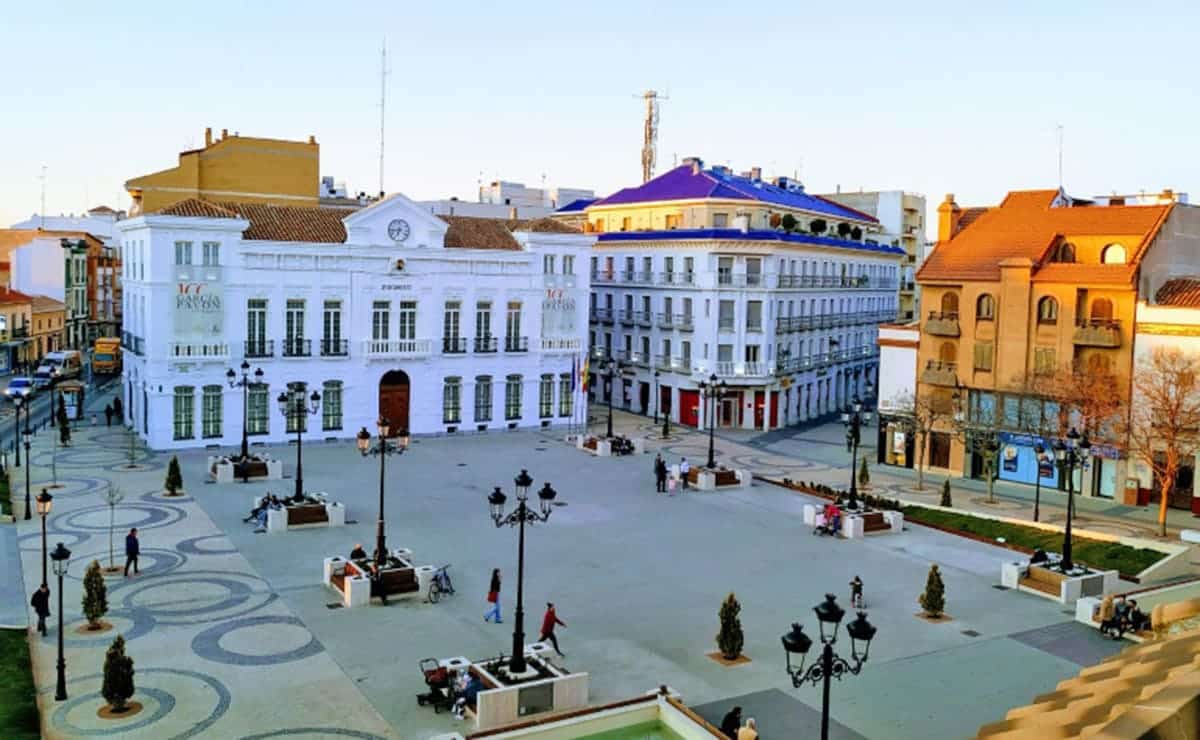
top-left (0, 629), bottom-right (41, 739)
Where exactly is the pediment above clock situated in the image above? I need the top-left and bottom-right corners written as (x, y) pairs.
top-left (342, 192), bottom-right (448, 248)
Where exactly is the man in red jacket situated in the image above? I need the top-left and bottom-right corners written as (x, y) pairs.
top-left (539, 602), bottom-right (566, 657)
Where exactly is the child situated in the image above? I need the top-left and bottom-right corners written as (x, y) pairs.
top-left (667, 475), bottom-right (677, 497)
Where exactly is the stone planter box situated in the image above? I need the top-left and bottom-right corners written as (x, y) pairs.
top-left (323, 551), bottom-right (435, 608)
top-left (255, 494), bottom-right (345, 533)
top-left (576, 436), bottom-right (611, 457)
top-left (470, 656), bottom-right (589, 731)
top-left (1000, 560), bottom-right (1119, 605)
top-left (209, 455), bottom-right (283, 483)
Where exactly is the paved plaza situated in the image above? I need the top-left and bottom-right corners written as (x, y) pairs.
top-left (6, 403), bottom-right (1147, 739)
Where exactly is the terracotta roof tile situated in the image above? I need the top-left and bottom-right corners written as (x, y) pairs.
top-left (918, 189), bottom-right (1171, 282)
top-left (438, 216), bottom-right (521, 251)
top-left (156, 199), bottom-right (240, 218)
top-left (1030, 263), bottom-right (1136, 285)
top-left (30, 295), bottom-right (66, 312)
top-left (221, 202), bottom-right (347, 243)
top-left (0, 287), bottom-right (34, 305)
top-left (1155, 278), bottom-right (1200, 307)
top-left (505, 218), bottom-right (582, 235)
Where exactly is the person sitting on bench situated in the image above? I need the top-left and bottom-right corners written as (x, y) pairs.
top-left (1106, 595), bottom-right (1131, 638)
top-left (349, 543), bottom-right (367, 561)
top-left (368, 562), bottom-right (389, 605)
top-left (1128, 600), bottom-right (1150, 632)
top-left (452, 673), bottom-right (482, 719)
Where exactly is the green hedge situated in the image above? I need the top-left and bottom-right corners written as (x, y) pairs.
top-left (0, 470), bottom-right (10, 517)
top-left (902, 506), bottom-right (1166, 579)
top-left (0, 630), bottom-right (40, 739)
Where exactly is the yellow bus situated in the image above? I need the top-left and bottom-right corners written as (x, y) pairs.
top-left (93, 337), bottom-right (122, 375)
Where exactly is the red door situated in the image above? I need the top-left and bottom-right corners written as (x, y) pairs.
top-left (679, 389), bottom-right (700, 427)
top-left (660, 385), bottom-right (672, 418)
top-left (754, 391), bottom-right (765, 429)
top-left (769, 391), bottom-right (779, 428)
top-left (379, 370), bottom-right (411, 435)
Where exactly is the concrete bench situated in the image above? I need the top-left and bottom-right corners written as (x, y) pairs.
top-left (861, 511), bottom-right (890, 533)
top-left (323, 553), bottom-right (434, 608)
top-left (209, 455), bottom-right (283, 483)
top-left (1020, 564), bottom-right (1066, 597)
top-left (257, 494), bottom-right (345, 533)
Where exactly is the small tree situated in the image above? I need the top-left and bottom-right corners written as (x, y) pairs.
top-left (769, 212), bottom-right (782, 229)
top-left (1122, 348), bottom-right (1200, 537)
top-left (858, 457), bottom-right (870, 488)
top-left (780, 213), bottom-right (798, 233)
top-left (715, 593), bottom-right (744, 660)
top-left (164, 456), bottom-right (183, 496)
top-left (102, 484), bottom-right (124, 572)
top-left (101, 635), bottom-right (135, 712)
top-left (890, 391), bottom-right (951, 491)
top-left (57, 395), bottom-right (70, 446)
top-left (810, 219), bottom-right (827, 235)
top-left (850, 226), bottom-right (863, 240)
top-left (836, 222), bottom-right (851, 238)
top-left (918, 564), bottom-right (946, 618)
top-left (82, 560), bottom-right (108, 629)
top-left (940, 479), bottom-right (952, 507)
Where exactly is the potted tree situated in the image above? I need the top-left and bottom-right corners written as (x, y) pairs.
top-left (809, 219), bottom-right (827, 236)
top-left (919, 564), bottom-right (946, 619)
top-left (836, 222), bottom-right (852, 238)
top-left (850, 226), bottom-right (863, 240)
top-left (101, 635), bottom-right (135, 714)
top-left (769, 213), bottom-right (782, 229)
top-left (715, 593), bottom-right (745, 662)
top-left (940, 479), bottom-right (952, 508)
top-left (780, 214), bottom-right (798, 233)
top-left (83, 560), bottom-right (109, 630)
top-left (164, 456), bottom-right (184, 497)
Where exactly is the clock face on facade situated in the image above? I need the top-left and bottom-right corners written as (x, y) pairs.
top-left (387, 218), bottom-right (411, 242)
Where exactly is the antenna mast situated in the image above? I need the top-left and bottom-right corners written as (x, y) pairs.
top-left (1056, 124), bottom-right (1064, 189)
top-left (637, 90), bottom-right (668, 183)
top-left (378, 40), bottom-right (389, 198)
top-left (39, 165), bottom-right (47, 229)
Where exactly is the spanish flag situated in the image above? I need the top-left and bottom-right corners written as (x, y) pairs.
top-left (580, 355), bottom-right (589, 393)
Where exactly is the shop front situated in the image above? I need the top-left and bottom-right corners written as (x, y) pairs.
top-left (877, 414), bottom-right (915, 469)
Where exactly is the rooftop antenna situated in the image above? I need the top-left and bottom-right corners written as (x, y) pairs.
top-left (378, 39), bottom-right (390, 199)
top-left (1056, 124), bottom-right (1064, 189)
top-left (39, 165), bottom-right (47, 229)
top-left (635, 90), bottom-right (668, 183)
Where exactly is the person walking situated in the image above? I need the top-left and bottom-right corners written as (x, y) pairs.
top-left (679, 458), bottom-right (690, 490)
top-left (654, 454), bottom-right (667, 493)
top-left (720, 706), bottom-right (743, 739)
top-left (484, 568), bottom-right (502, 623)
top-left (850, 575), bottom-right (864, 609)
top-left (539, 602), bottom-right (566, 657)
top-left (736, 718), bottom-right (758, 740)
top-left (30, 584), bottom-right (50, 635)
top-left (104, 403), bottom-right (113, 427)
top-left (124, 527), bottom-right (140, 577)
top-left (112, 396), bottom-right (123, 424)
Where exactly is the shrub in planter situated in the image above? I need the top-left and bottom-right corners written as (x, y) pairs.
top-left (940, 479), bottom-right (952, 508)
top-left (858, 458), bottom-right (870, 488)
top-left (781, 213), bottom-right (798, 233)
top-left (769, 213), bottom-right (782, 228)
top-left (102, 635), bottom-right (135, 712)
top-left (919, 564), bottom-right (946, 618)
top-left (810, 219), bottom-right (827, 235)
top-left (82, 560), bottom-right (108, 629)
top-left (837, 222), bottom-right (852, 238)
top-left (715, 593), bottom-right (744, 660)
top-left (164, 456), bottom-right (183, 496)
top-left (850, 226), bottom-right (863, 240)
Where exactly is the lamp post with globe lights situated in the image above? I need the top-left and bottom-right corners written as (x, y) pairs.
top-left (226, 361), bottom-right (264, 478)
top-left (698, 374), bottom-right (728, 469)
top-left (277, 385), bottom-right (320, 499)
top-left (487, 470), bottom-right (558, 675)
top-left (1054, 427), bottom-right (1091, 572)
top-left (356, 419), bottom-right (409, 567)
top-left (841, 395), bottom-right (872, 504)
top-left (37, 490), bottom-right (53, 586)
top-left (50, 542), bottom-right (71, 701)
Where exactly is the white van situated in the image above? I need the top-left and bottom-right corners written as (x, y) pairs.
top-left (33, 350), bottom-right (82, 388)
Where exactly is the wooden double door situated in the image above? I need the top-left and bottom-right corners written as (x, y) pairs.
top-left (379, 370), bottom-right (410, 436)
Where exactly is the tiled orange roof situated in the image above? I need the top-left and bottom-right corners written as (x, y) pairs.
top-left (0, 287), bottom-right (34, 305)
top-left (439, 216), bottom-right (521, 251)
top-left (156, 199), bottom-right (240, 219)
top-left (30, 295), bottom-right (66, 312)
top-left (1155, 278), bottom-right (1200, 307)
top-left (505, 218), bottom-right (582, 235)
top-left (919, 189), bottom-right (1172, 282)
top-left (222, 202), bottom-right (347, 243)
top-left (1030, 263), bottom-right (1135, 285)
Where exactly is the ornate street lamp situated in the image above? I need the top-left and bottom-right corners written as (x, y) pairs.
top-left (13, 394), bottom-right (22, 468)
top-left (1033, 442), bottom-right (1046, 523)
top-left (487, 470), bottom-right (559, 674)
top-left (50, 541), bottom-right (71, 701)
top-left (698, 374), bottom-right (728, 469)
top-left (653, 370), bottom-right (661, 425)
top-left (226, 361), bottom-right (264, 475)
top-left (1054, 427), bottom-right (1091, 572)
top-left (37, 489), bottom-right (53, 586)
top-left (782, 593), bottom-right (877, 740)
top-left (603, 359), bottom-right (618, 438)
top-left (841, 395), bottom-right (872, 504)
top-left (356, 419), bottom-right (410, 567)
top-left (277, 386), bottom-right (321, 499)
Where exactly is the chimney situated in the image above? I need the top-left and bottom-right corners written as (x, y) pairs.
top-left (937, 193), bottom-right (962, 242)
top-left (1160, 188), bottom-right (1175, 202)
top-left (750, 166), bottom-right (762, 181)
top-left (308, 135), bottom-right (317, 145)
top-left (509, 207), bottom-right (519, 220)
top-left (221, 128), bottom-right (228, 139)
top-left (204, 127), bottom-right (213, 147)
top-left (682, 156), bottom-right (703, 175)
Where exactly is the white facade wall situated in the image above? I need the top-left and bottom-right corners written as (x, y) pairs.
top-left (876, 325), bottom-right (919, 414)
top-left (10, 212), bottom-right (120, 242)
top-left (587, 240), bottom-right (901, 430)
top-left (117, 196), bottom-right (593, 450)
top-left (11, 237), bottom-right (67, 302)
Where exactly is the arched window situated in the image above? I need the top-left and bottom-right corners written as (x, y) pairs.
top-left (1052, 242), bottom-right (1076, 263)
top-left (938, 342), bottom-right (957, 364)
top-left (1101, 243), bottom-right (1127, 264)
top-left (976, 294), bottom-right (996, 320)
top-left (1037, 296), bottom-right (1058, 324)
top-left (1087, 354), bottom-right (1112, 375)
top-left (940, 292), bottom-right (959, 317)
top-left (1090, 297), bottom-right (1114, 321)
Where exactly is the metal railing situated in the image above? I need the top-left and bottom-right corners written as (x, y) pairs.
top-left (169, 342), bottom-right (228, 359)
top-left (618, 310), bottom-right (635, 326)
top-left (635, 311), bottom-right (653, 327)
top-left (282, 338), bottom-right (311, 357)
top-left (656, 312), bottom-right (674, 329)
top-left (245, 340), bottom-right (274, 358)
top-left (474, 336), bottom-right (498, 353)
top-left (443, 337), bottom-right (468, 354)
top-left (504, 336), bottom-right (529, 353)
top-left (320, 339), bottom-right (349, 357)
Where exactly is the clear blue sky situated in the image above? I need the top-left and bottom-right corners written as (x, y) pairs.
top-left (2, 0), bottom-right (1197, 228)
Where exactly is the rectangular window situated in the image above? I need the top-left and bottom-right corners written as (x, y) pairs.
top-left (562, 255), bottom-right (574, 274)
top-left (746, 301), bottom-right (763, 331)
top-left (444, 301), bottom-right (461, 339)
top-left (718, 344), bottom-right (734, 362)
top-left (712, 213), bottom-right (728, 228)
top-left (284, 382), bottom-right (308, 434)
top-left (558, 373), bottom-right (573, 417)
top-left (539, 374), bottom-right (554, 418)
top-left (745, 345), bottom-right (760, 362)
top-left (322, 380), bottom-right (343, 430)
top-left (286, 299), bottom-right (305, 340)
top-left (718, 300), bottom-right (735, 330)
top-left (718, 257), bottom-right (733, 284)
top-left (684, 257), bottom-right (694, 280)
top-left (247, 383), bottom-right (269, 435)
top-left (201, 385), bottom-right (222, 438)
top-left (505, 374), bottom-right (523, 420)
top-left (174, 241), bottom-right (192, 266)
top-left (1034, 346), bottom-right (1056, 375)
top-left (506, 301), bottom-right (522, 341)
top-left (323, 300), bottom-right (342, 352)
top-left (173, 386), bottom-right (194, 440)
top-left (476, 302), bottom-right (492, 338)
top-left (475, 376), bottom-right (493, 422)
top-left (543, 254), bottom-right (555, 274)
top-left (973, 341), bottom-right (994, 372)
top-left (443, 377), bottom-right (462, 423)
top-left (398, 301), bottom-right (416, 340)
top-left (372, 301), bottom-right (390, 341)
top-left (665, 213), bottom-right (682, 229)
top-left (202, 242), bottom-right (220, 266)
top-left (621, 216), bottom-right (632, 231)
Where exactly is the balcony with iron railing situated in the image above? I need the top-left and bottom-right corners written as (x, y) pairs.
top-left (630, 351), bottom-right (651, 367)
top-left (718, 320), bottom-right (736, 332)
top-left (282, 338), bottom-right (312, 358)
top-left (320, 338), bottom-right (349, 357)
top-left (656, 312), bottom-right (674, 329)
top-left (541, 337), bottom-right (581, 353)
top-left (1073, 318), bottom-right (1122, 348)
top-left (657, 272), bottom-right (696, 286)
top-left (362, 338), bottom-right (432, 358)
top-left (620, 270), bottom-right (636, 283)
top-left (474, 336), bottom-right (498, 353)
top-left (676, 314), bottom-right (694, 331)
top-left (619, 310), bottom-right (635, 326)
top-left (591, 271), bottom-right (616, 284)
top-left (504, 336), bottom-right (529, 353)
top-left (925, 311), bottom-right (961, 337)
top-left (590, 307), bottom-right (614, 324)
top-left (443, 337), bottom-right (468, 354)
top-left (635, 311), bottom-right (653, 328)
top-left (167, 342), bottom-right (228, 360)
top-left (921, 360), bottom-right (958, 387)
top-left (245, 339), bottom-right (275, 358)
top-left (712, 361), bottom-right (772, 379)
top-left (746, 321), bottom-right (764, 333)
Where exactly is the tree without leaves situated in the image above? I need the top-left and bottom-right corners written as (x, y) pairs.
top-left (889, 391), bottom-right (953, 491)
top-left (101, 634), bottom-right (135, 711)
top-left (82, 560), bottom-right (108, 629)
top-left (858, 457), bottom-right (871, 488)
top-left (1120, 347), bottom-right (1200, 537)
top-left (715, 593), bottom-right (744, 660)
top-left (102, 485), bottom-right (124, 570)
top-left (57, 395), bottom-right (70, 445)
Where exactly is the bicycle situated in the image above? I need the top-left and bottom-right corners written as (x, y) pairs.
top-left (428, 564), bottom-right (456, 603)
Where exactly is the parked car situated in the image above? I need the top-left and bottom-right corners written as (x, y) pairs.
top-left (4, 377), bottom-right (35, 400)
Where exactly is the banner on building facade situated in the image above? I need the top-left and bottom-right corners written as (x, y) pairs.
top-left (174, 279), bottom-right (224, 337)
top-left (541, 288), bottom-right (577, 337)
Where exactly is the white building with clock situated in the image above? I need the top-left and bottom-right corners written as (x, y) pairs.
top-left (116, 193), bottom-right (593, 450)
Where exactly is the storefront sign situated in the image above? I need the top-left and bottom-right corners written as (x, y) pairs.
top-left (541, 288), bottom-right (578, 336)
top-left (174, 280), bottom-right (223, 338)
top-left (380, 284), bottom-right (413, 291)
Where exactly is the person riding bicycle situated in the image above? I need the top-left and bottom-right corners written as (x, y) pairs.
top-left (850, 575), bottom-right (864, 608)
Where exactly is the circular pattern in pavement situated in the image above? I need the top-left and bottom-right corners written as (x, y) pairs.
top-left (175, 534), bottom-right (237, 556)
top-left (240, 730), bottom-right (390, 739)
top-left (65, 547), bottom-right (186, 584)
top-left (117, 571), bottom-right (277, 625)
top-left (24, 476), bottom-right (111, 498)
top-left (141, 488), bottom-right (192, 503)
top-left (47, 607), bottom-right (156, 647)
top-left (19, 528), bottom-right (89, 552)
top-left (191, 615), bottom-right (323, 666)
top-left (54, 502), bottom-right (186, 533)
top-left (48, 667), bottom-right (230, 740)
top-left (31, 445), bottom-right (128, 469)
